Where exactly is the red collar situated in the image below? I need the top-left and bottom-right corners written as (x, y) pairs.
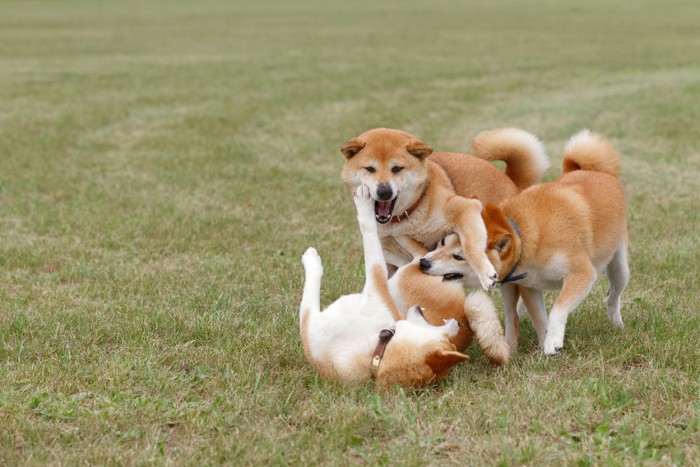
top-left (388, 194), bottom-right (424, 223)
top-left (370, 329), bottom-right (395, 376)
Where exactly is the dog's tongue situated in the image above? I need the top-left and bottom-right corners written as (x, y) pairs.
top-left (376, 200), bottom-right (393, 218)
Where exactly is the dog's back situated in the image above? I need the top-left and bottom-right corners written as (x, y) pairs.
top-left (430, 127), bottom-right (550, 204)
top-left (500, 130), bottom-right (626, 269)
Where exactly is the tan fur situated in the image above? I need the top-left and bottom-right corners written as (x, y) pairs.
top-left (428, 152), bottom-right (519, 205)
top-left (299, 187), bottom-right (473, 389)
top-left (371, 264), bottom-right (402, 321)
top-left (394, 262), bottom-right (474, 350)
top-left (299, 312), bottom-right (317, 370)
top-left (481, 130), bottom-right (629, 355)
top-left (341, 128), bottom-right (549, 287)
top-left (563, 130), bottom-right (620, 176)
top-left (392, 262), bottom-right (510, 365)
top-left (376, 340), bottom-right (467, 389)
top-left (472, 127), bottom-right (549, 191)
top-left (462, 291), bottom-right (511, 365)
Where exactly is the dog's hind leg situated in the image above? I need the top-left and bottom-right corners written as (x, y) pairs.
top-left (300, 248), bottom-right (324, 322)
top-left (500, 283), bottom-right (520, 351)
top-left (605, 242), bottom-right (629, 328)
top-left (300, 248), bottom-right (327, 369)
top-left (519, 286), bottom-right (548, 347)
top-left (543, 261), bottom-right (597, 356)
top-left (354, 186), bottom-right (402, 320)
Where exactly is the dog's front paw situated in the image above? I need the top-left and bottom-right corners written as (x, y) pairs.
top-left (444, 318), bottom-right (460, 329)
top-left (543, 317), bottom-right (566, 356)
top-left (543, 327), bottom-right (564, 356)
top-left (353, 185), bottom-right (373, 209)
top-left (478, 266), bottom-right (498, 292)
top-left (443, 318), bottom-right (461, 337)
top-left (543, 336), bottom-right (563, 356)
top-left (302, 247), bottom-right (323, 275)
top-left (354, 185), bottom-right (376, 230)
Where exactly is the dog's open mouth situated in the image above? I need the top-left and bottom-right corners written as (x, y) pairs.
top-left (442, 273), bottom-right (464, 282)
top-left (375, 198), bottom-right (397, 224)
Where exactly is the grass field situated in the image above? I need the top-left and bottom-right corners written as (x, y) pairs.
top-left (1, 0), bottom-right (699, 464)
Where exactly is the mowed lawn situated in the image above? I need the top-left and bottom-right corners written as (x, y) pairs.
top-left (1, 0), bottom-right (699, 464)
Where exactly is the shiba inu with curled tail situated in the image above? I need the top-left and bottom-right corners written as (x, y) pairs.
top-left (340, 127), bottom-right (549, 288)
top-left (299, 186), bottom-right (509, 389)
top-left (420, 130), bottom-right (629, 356)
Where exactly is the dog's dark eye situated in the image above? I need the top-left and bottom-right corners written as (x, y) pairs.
top-left (364, 166), bottom-right (376, 173)
top-left (453, 254), bottom-right (464, 261)
top-left (391, 166), bottom-right (404, 174)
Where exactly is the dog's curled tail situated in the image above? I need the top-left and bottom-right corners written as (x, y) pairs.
top-left (562, 129), bottom-right (621, 177)
top-left (463, 290), bottom-right (510, 365)
top-left (472, 127), bottom-right (549, 191)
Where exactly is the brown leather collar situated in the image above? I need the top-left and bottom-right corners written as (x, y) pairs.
top-left (388, 193), bottom-right (424, 224)
top-left (370, 329), bottom-right (395, 376)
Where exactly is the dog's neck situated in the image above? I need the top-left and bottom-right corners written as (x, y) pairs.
top-left (389, 190), bottom-right (426, 224)
top-left (370, 328), bottom-right (395, 377)
top-left (497, 218), bottom-right (527, 285)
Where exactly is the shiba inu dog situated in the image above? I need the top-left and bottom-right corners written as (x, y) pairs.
top-left (419, 233), bottom-right (490, 290)
top-left (419, 232), bottom-right (529, 325)
top-left (340, 127), bottom-right (549, 291)
top-left (420, 130), bottom-right (629, 356)
top-left (388, 256), bottom-right (510, 365)
top-left (299, 186), bottom-right (509, 388)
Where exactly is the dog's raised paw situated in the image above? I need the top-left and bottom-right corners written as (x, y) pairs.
top-left (302, 247), bottom-right (323, 273)
top-left (443, 318), bottom-right (461, 336)
top-left (353, 185), bottom-right (372, 203)
top-left (354, 185), bottom-right (376, 229)
top-left (478, 270), bottom-right (498, 292)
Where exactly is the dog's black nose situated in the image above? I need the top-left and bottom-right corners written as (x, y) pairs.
top-left (419, 258), bottom-right (431, 271)
top-left (376, 185), bottom-right (393, 200)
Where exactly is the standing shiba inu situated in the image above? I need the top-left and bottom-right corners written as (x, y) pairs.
top-left (299, 186), bottom-right (509, 388)
top-left (340, 127), bottom-right (548, 291)
top-left (420, 130), bottom-right (629, 356)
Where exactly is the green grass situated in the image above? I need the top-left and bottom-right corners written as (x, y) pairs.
top-left (1, 0), bottom-right (699, 464)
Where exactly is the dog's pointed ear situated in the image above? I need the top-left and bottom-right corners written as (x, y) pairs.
top-left (494, 234), bottom-right (512, 253)
top-left (340, 138), bottom-right (365, 159)
top-left (406, 140), bottom-right (433, 159)
top-left (426, 349), bottom-right (469, 378)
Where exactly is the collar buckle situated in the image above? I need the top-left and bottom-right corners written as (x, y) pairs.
top-left (389, 192), bottom-right (425, 224)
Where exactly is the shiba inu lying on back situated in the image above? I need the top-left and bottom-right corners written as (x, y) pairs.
top-left (420, 130), bottom-right (629, 356)
top-left (299, 186), bottom-right (509, 388)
